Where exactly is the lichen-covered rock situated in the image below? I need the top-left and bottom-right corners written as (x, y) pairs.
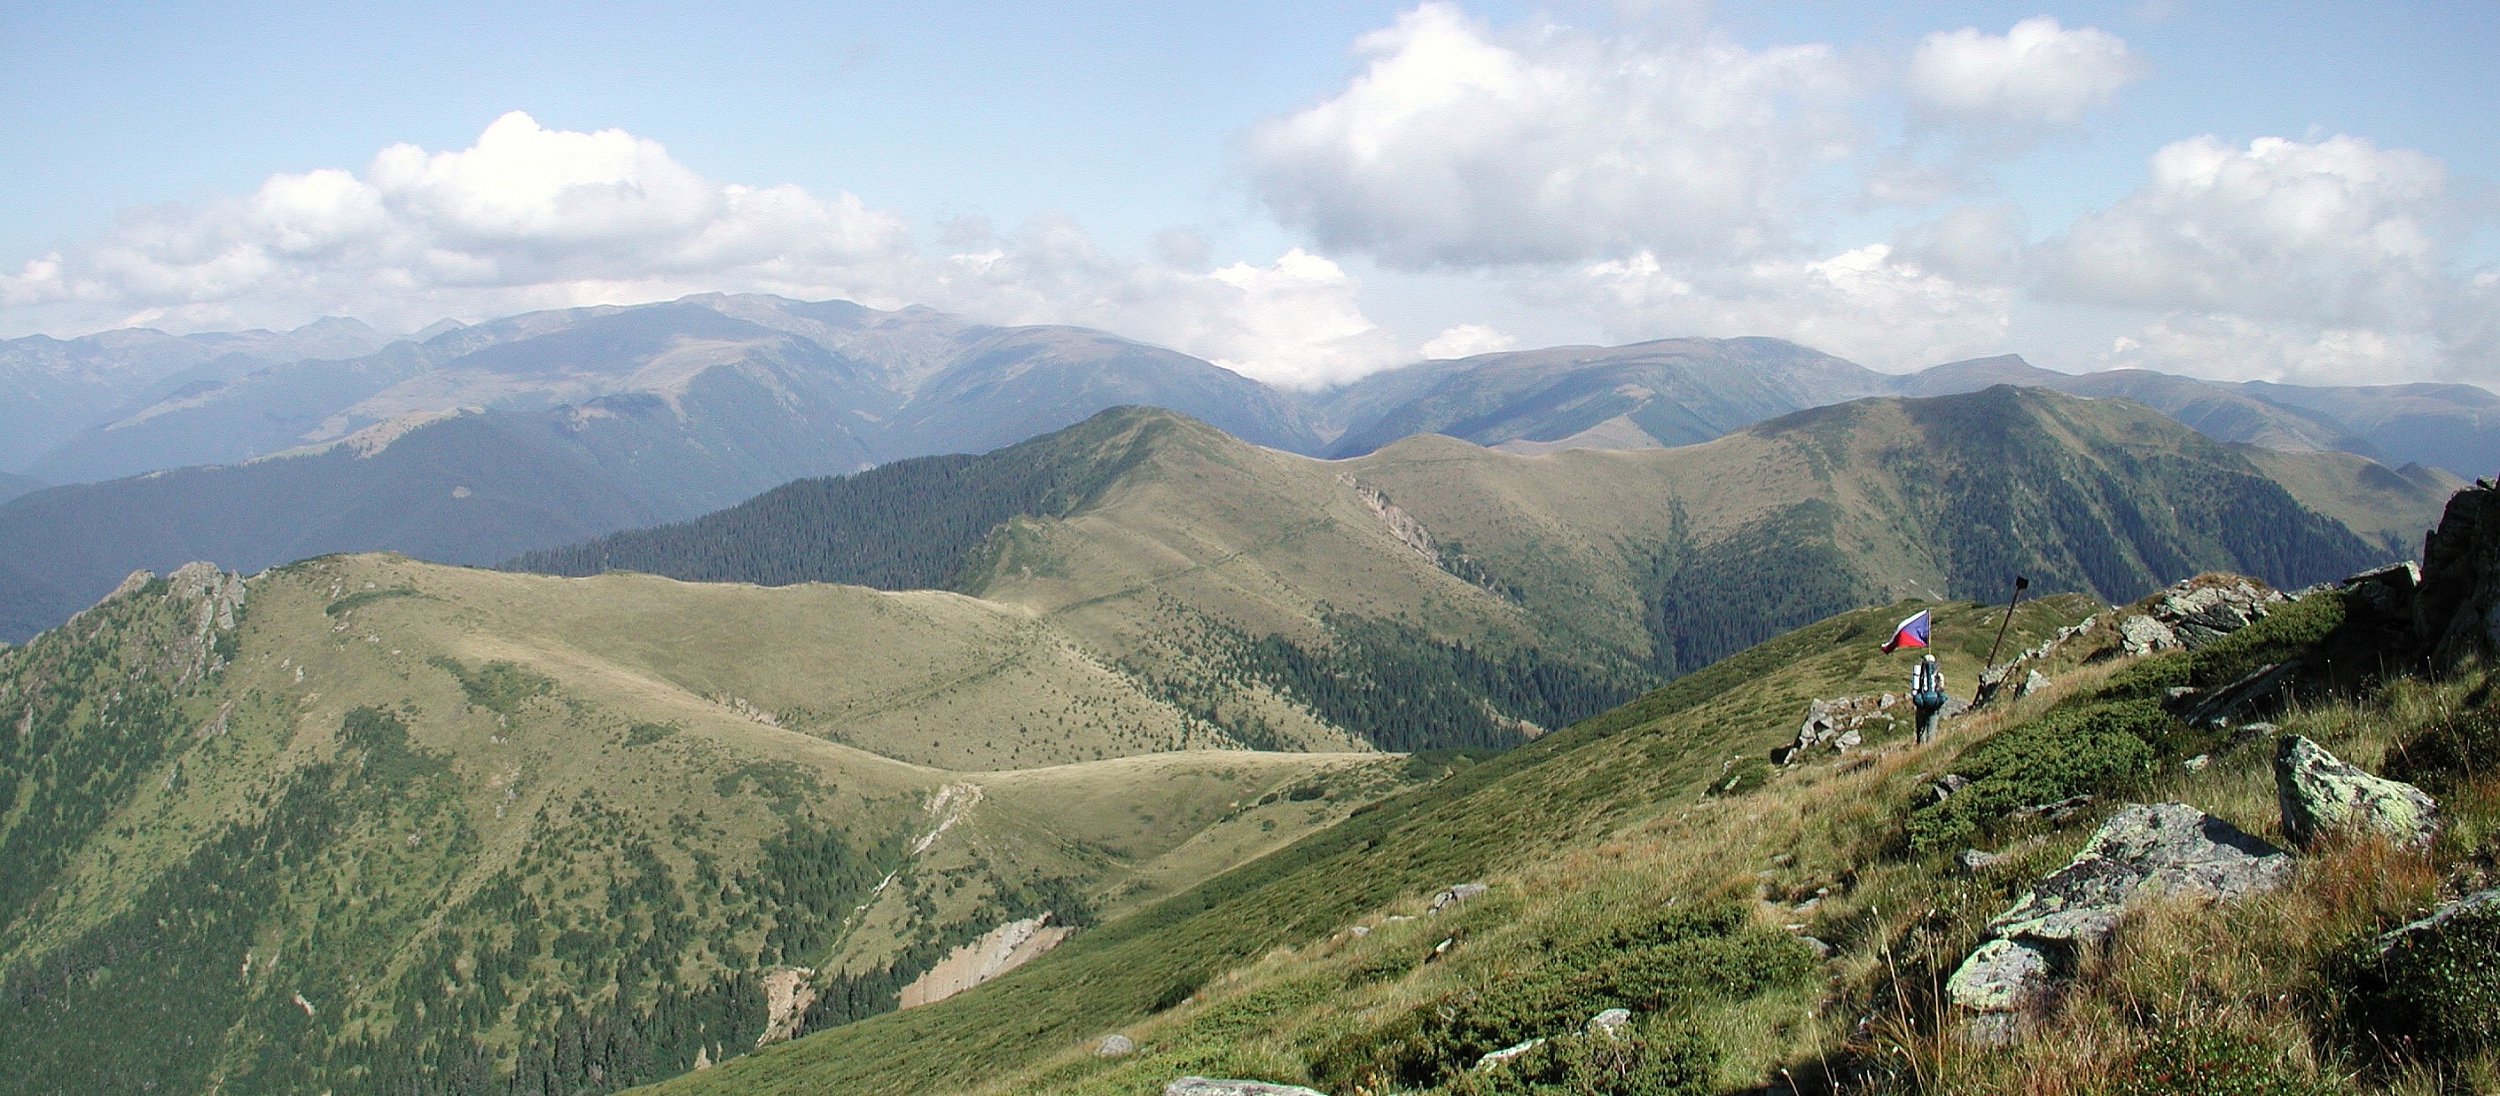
top-left (2274, 734), bottom-right (2439, 850)
top-left (1096, 1034), bottom-right (1135, 1058)
top-left (1946, 938), bottom-right (2058, 1013)
top-left (1945, 803), bottom-right (2290, 1038)
top-left (1165, 1079), bottom-right (1327, 1096)
top-left (1989, 802), bottom-right (2291, 945)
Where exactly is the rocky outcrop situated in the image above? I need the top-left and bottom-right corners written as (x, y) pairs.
top-left (2118, 576), bottom-right (2282, 656)
top-left (68, 562), bottom-right (250, 686)
top-left (1165, 1078), bottom-right (1327, 1096)
top-left (2419, 483), bottom-right (2500, 664)
top-left (1775, 694), bottom-right (1925, 763)
top-left (1945, 803), bottom-right (2290, 1041)
top-left (2274, 735), bottom-right (2440, 850)
top-left (2119, 614), bottom-right (2179, 656)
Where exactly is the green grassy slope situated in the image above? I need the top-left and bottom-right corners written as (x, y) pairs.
top-left (511, 390), bottom-right (2411, 763)
top-left (641, 595), bottom-right (2097, 1096)
top-left (654, 568), bottom-right (2500, 1096)
top-left (0, 556), bottom-right (1402, 1095)
top-left (2236, 443), bottom-right (2463, 557)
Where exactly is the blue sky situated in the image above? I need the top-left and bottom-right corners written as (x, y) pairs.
top-left (2, 1), bottom-right (2493, 387)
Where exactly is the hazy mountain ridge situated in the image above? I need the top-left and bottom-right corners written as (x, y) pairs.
top-left (1331, 345), bottom-right (2500, 478)
top-left (0, 295), bottom-right (2483, 642)
top-left (0, 316), bottom-right (390, 472)
top-left (10, 296), bottom-right (1312, 486)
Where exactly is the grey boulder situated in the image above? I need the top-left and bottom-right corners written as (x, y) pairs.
top-left (1165, 1080), bottom-right (1327, 1096)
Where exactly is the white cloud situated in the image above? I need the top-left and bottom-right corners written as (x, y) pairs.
top-left (2041, 135), bottom-right (2460, 326)
top-left (1908, 16), bottom-right (2142, 129)
top-left (1568, 243), bottom-right (2011, 370)
top-left (2038, 134), bottom-right (2495, 383)
top-left (1247, 2), bottom-right (1856, 268)
top-left (2104, 315), bottom-right (2441, 384)
top-left (0, 112), bottom-right (1396, 387)
top-left (1419, 323), bottom-right (1518, 359)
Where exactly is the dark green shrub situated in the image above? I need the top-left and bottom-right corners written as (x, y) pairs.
top-left (1571, 927), bottom-right (1817, 1010)
top-left (323, 586), bottom-right (419, 616)
top-left (1704, 757), bottom-right (1772, 798)
top-left (2385, 705), bottom-right (2499, 794)
top-left (2110, 1024), bottom-right (2338, 1096)
top-left (1906, 701), bottom-right (2167, 853)
top-left (1311, 903), bottom-right (1802, 1093)
top-left (2326, 901), bottom-right (2500, 1064)
top-left (2185, 592), bottom-right (2345, 689)
top-left (2102, 652), bottom-right (2192, 701)
top-left (625, 721), bottom-right (679, 746)
top-left (1472, 1015), bottom-right (1716, 1096)
top-left (427, 656), bottom-right (552, 714)
top-left (1343, 947), bottom-right (1419, 988)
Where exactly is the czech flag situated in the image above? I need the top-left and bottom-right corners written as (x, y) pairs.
top-left (1881, 609), bottom-right (1932, 653)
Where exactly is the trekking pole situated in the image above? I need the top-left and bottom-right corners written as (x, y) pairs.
top-left (1983, 575), bottom-right (2030, 671)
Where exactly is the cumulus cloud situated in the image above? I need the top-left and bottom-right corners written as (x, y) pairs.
top-left (1567, 243), bottom-right (2011, 370)
top-left (1908, 16), bottom-right (2142, 129)
top-left (1247, 2), bottom-right (1856, 268)
top-left (2041, 135), bottom-right (2461, 326)
top-left (1419, 323), bottom-right (1518, 359)
top-left (2038, 134), bottom-right (2495, 383)
top-left (0, 112), bottom-right (1395, 387)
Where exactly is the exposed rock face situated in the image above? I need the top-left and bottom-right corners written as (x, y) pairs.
top-left (2419, 482), bottom-right (2500, 664)
top-left (2341, 561), bottom-right (2422, 626)
top-left (2274, 735), bottom-right (2440, 850)
top-left (1945, 803), bottom-right (2291, 1040)
top-left (757, 967), bottom-right (818, 1046)
top-left (899, 912), bottom-right (1073, 1008)
top-left (1164, 1078), bottom-right (1327, 1096)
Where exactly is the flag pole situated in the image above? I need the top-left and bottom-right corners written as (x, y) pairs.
top-left (1983, 575), bottom-right (2030, 671)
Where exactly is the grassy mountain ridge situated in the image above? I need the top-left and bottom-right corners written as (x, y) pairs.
top-left (505, 389), bottom-right (2406, 759)
top-left (0, 555), bottom-right (1405, 1094)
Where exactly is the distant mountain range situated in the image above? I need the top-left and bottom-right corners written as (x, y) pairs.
top-left (0, 293), bottom-right (2483, 639)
